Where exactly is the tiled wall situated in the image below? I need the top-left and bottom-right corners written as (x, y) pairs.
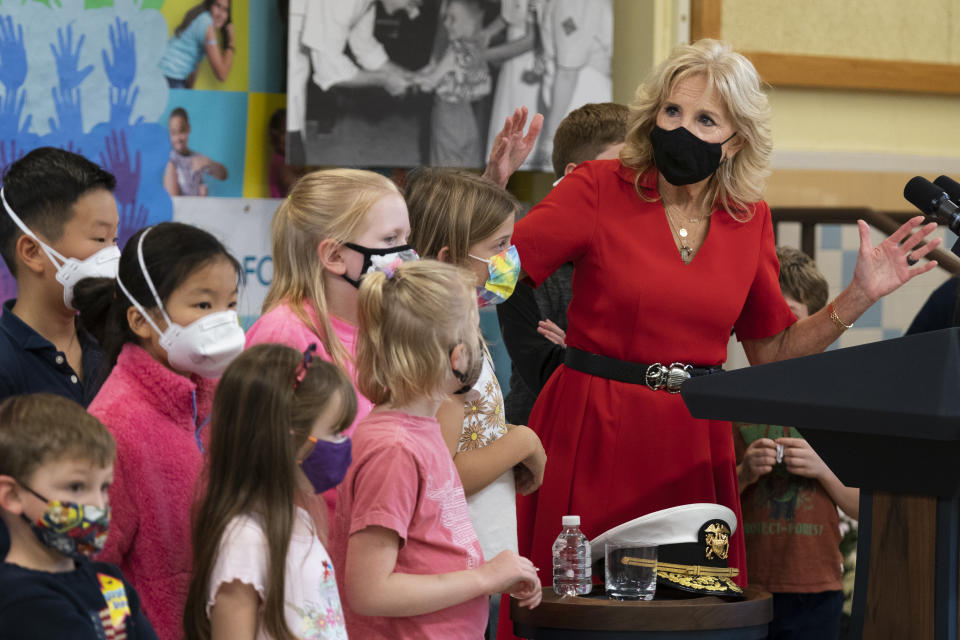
top-left (725, 221), bottom-right (956, 370)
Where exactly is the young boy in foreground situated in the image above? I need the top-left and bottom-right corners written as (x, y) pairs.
top-left (0, 393), bottom-right (157, 639)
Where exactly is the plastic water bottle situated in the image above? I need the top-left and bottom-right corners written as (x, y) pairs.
top-left (552, 515), bottom-right (592, 596)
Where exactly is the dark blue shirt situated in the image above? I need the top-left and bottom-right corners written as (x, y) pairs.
top-left (0, 299), bottom-right (106, 408)
top-left (0, 299), bottom-right (107, 562)
top-left (0, 558), bottom-right (158, 639)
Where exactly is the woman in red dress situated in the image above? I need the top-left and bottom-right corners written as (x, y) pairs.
top-left (501, 39), bottom-right (939, 631)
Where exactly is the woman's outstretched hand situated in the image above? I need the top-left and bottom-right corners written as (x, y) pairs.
top-left (851, 217), bottom-right (940, 303)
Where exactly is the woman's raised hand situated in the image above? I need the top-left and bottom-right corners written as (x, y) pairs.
top-left (851, 217), bottom-right (940, 303)
top-left (483, 106), bottom-right (543, 188)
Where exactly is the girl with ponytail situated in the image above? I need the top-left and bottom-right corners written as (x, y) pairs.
top-left (78, 222), bottom-right (243, 640)
top-left (331, 260), bottom-right (540, 639)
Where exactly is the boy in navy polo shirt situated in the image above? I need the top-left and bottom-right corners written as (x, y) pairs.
top-left (0, 147), bottom-right (119, 406)
top-left (0, 393), bottom-right (157, 639)
top-left (0, 147), bottom-right (120, 559)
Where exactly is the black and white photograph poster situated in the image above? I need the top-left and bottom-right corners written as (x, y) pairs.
top-left (286, 0), bottom-right (613, 170)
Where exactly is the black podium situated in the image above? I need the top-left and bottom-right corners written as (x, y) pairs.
top-left (682, 327), bottom-right (960, 640)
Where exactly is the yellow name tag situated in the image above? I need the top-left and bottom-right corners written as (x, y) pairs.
top-left (97, 573), bottom-right (131, 629)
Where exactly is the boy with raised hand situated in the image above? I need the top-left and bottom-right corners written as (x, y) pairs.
top-left (0, 393), bottom-right (157, 639)
top-left (498, 102), bottom-right (628, 426)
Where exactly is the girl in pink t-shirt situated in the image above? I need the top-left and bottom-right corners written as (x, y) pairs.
top-left (185, 343), bottom-right (358, 640)
top-left (332, 260), bottom-right (541, 639)
top-left (245, 169), bottom-right (418, 513)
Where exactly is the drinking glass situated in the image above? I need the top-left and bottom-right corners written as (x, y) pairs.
top-left (605, 542), bottom-right (657, 601)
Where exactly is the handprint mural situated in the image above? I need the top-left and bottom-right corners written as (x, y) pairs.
top-left (0, 0), bottom-right (287, 304)
top-left (0, 1), bottom-right (172, 302)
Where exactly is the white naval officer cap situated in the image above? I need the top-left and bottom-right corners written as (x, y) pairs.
top-left (590, 503), bottom-right (743, 597)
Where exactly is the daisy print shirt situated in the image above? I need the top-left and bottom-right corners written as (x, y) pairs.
top-left (459, 352), bottom-right (519, 560)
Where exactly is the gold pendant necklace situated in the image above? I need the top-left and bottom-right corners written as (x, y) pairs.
top-left (676, 216), bottom-right (701, 239)
top-left (664, 208), bottom-right (701, 265)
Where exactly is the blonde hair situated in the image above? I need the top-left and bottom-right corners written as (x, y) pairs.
top-left (405, 168), bottom-right (519, 264)
top-left (264, 169), bottom-right (401, 370)
top-left (621, 39), bottom-right (772, 220)
top-left (356, 260), bottom-right (480, 407)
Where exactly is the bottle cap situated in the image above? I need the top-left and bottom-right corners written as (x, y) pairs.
top-left (562, 515), bottom-right (580, 526)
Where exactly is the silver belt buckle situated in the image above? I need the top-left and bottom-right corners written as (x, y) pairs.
top-left (665, 362), bottom-right (693, 393)
top-left (646, 362), bottom-right (694, 392)
top-left (645, 363), bottom-right (667, 391)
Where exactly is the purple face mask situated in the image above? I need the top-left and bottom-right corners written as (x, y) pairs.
top-left (300, 436), bottom-right (352, 494)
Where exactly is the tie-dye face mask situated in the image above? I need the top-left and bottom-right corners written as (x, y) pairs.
top-left (469, 245), bottom-right (521, 308)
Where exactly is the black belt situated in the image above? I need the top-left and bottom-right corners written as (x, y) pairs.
top-left (564, 347), bottom-right (722, 393)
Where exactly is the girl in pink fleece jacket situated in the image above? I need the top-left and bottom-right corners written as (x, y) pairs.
top-left (245, 169), bottom-right (418, 516)
top-left (77, 222), bottom-right (243, 640)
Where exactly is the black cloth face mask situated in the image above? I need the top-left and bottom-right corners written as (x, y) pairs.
top-left (649, 125), bottom-right (737, 186)
top-left (341, 243), bottom-right (418, 288)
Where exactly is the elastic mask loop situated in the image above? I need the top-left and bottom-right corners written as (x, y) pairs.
top-left (134, 226), bottom-right (175, 331)
top-left (0, 187), bottom-right (69, 267)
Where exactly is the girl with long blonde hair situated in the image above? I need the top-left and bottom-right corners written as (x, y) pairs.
top-left (245, 168), bottom-right (417, 514)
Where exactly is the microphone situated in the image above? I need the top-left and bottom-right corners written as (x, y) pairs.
top-left (934, 175), bottom-right (960, 207)
top-left (903, 176), bottom-right (960, 236)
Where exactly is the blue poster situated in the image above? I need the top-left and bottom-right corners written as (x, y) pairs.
top-left (0, 0), bottom-right (173, 302)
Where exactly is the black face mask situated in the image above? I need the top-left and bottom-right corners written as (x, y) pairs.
top-left (649, 125), bottom-right (737, 186)
top-left (341, 243), bottom-right (419, 288)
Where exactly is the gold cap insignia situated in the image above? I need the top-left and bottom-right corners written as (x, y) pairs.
top-left (704, 522), bottom-right (730, 560)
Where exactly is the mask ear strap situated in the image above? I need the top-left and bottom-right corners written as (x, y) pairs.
top-left (722, 131), bottom-right (737, 145)
top-left (115, 227), bottom-right (168, 337)
top-left (134, 227), bottom-right (175, 330)
top-left (15, 481), bottom-right (49, 504)
top-left (0, 187), bottom-right (69, 268)
top-left (116, 273), bottom-right (166, 337)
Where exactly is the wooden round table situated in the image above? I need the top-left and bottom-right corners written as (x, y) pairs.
top-left (511, 585), bottom-right (772, 639)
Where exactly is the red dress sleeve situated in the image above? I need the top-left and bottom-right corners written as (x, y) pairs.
top-left (734, 202), bottom-right (798, 341)
top-left (511, 163), bottom-right (601, 286)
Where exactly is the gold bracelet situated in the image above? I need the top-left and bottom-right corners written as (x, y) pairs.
top-left (829, 300), bottom-right (853, 332)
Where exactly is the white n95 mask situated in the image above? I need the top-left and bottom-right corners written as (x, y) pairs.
top-left (116, 226), bottom-right (244, 379)
top-left (1, 187), bottom-right (120, 309)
